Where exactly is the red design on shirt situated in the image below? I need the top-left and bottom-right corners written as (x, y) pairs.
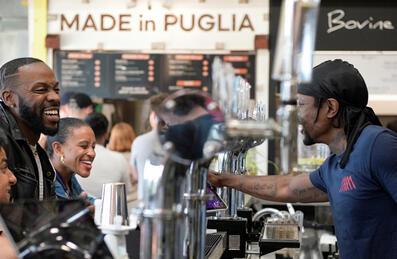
top-left (339, 175), bottom-right (357, 192)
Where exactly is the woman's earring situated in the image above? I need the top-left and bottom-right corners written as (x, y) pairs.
top-left (60, 155), bottom-right (65, 164)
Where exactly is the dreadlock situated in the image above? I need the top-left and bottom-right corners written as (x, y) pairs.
top-left (298, 59), bottom-right (382, 168)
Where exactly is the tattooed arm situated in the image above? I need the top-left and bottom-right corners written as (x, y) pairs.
top-left (208, 172), bottom-right (328, 203)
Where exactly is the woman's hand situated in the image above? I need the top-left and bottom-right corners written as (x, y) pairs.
top-left (79, 192), bottom-right (95, 215)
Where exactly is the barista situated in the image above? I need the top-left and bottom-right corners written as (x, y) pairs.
top-left (209, 60), bottom-right (397, 258)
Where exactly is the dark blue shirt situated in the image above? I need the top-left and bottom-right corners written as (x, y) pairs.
top-left (310, 125), bottom-right (397, 259)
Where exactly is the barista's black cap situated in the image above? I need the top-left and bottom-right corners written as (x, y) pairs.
top-left (298, 59), bottom-right (368, 109)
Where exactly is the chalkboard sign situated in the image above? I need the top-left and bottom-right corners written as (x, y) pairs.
top-left (108, 53), bottom-right (162, 98)
top-left (269, 0), bottom-right (397, 51)
top-left (316, 1), bottom-right (397, 50)
top-left (55, 51), bottom-right (101, 93)
top-left (54, 50), bottom-right (256, 99)
top-left (161, 54), bottom-right (212, 92)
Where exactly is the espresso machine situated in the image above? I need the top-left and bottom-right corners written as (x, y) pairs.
top-left (136, 0), bottom-right (322, 257)
top-left (137, 90), bottom-right (230, 259)
top-left (207, 0), bottom-right (322, 256)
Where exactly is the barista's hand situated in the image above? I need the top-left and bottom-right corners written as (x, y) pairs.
top-left (79, 192), bottom-right (95, 215)
top-left (208, 171), bottom-right (225, 187)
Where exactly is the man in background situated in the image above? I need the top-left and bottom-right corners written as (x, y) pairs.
top-left (60, 92), bottom-right (93, 119)
top-left (130, 93), bottom-right (167, 199)
top-left (0, 57), bottom-right (60, 200)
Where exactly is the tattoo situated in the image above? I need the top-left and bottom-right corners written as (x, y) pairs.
top-left (292, 186), bottom-right (328, 202)
top-left (237, 180), bottom-right (277, 198)
top-left (329, 130), bottom-right (347, 155)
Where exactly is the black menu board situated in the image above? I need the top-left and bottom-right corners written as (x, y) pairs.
top-left (161, 54), bottom-right (212, 92)
top-left (54, 51), bottom-right (256, 99)
top-left (108, 53), bottom-right (162, 98)
top-left (55, 51), bottom-right (162, 99)
top-left (54, 51), bottom-right (109, 98)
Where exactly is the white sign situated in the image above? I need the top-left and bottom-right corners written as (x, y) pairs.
top-left (47, 0), bottom-right (269, 50)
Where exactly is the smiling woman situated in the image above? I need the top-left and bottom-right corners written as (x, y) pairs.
top-left (0, 135), bottom-right (17, 204)
top-left (0, 134), bottom-right (18, 259)
top-left (46, 117), bottom-right (96, 204)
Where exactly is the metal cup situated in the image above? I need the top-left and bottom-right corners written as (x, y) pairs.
top-left (100, 183), bottom-right (129, 226)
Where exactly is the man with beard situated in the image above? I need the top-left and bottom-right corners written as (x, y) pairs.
top-left (0, 57), bottom-right (60, 200)
top-left (209, 60), bottom-right (397, 258)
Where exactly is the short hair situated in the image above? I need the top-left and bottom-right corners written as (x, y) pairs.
top-left (60, 91), bottom-right (77, 106)
top-left (61, 92), bottom-right (93, 109)
top-left (107, 122), bottom-right (136, 152)
top-left (47, 117), bottom-right (89, 158)
top-left (0, 57), bottom-right (44, 90)
top-left (85, 112), bottom-right (109, 139)
top-left (149, 93), bottom-right (168, 114)
top-left (169, 94), bottom-right (206, 116)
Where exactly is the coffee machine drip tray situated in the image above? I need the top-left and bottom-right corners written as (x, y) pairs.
top-left (259, 222), bottom-right (300, 255)
top-left (205, 232), bottom-right (227, 259)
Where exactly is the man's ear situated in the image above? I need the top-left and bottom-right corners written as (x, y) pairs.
top-left (1, 90), bottom-right (16, 108)
top-left (326, 98), bottom-right (339, 119)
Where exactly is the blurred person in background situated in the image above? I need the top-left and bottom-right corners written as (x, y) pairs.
top-left (60, 92), bottom-right (94, 119)
top-left (107, 122), bottom-right (137, 185)
top-left (78, 112), bottom-right (132, 199)
top-left (130, 93), bottom-right (167, 200)
top-left (0, 135), bottom-right (17, 259)
top-left (158, 93), bottom-right (214, 160)
top-left (47, 117), bottom-right (96, 206)
top-left (0, 57), bottom-right (59, 200)
top-left (107, 122), bottom-right (136, 161)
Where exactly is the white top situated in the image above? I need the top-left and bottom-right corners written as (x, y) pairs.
top-left (29, 144), bottom-right (44, 200)
top-left (130, 130), bottom-right (160, 199)
top-left (77, 144), bottom-right (132, 198)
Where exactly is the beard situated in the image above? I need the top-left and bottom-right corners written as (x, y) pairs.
top-left (302, 129), bottom-right (316, 146)
top-left (18, 97), bottom-right (58, 136)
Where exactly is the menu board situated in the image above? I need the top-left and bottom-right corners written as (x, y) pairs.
top-left (54, 50), bottom-right (256, 99)
top-left (108, 53), bottom-right (162, 98)
top-left (161, 54), bottom-right (212, 92)
top-left (55, 51), bottom-right (107, 98)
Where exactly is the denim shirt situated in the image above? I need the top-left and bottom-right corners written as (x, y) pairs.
top-left (55, 172), bottom-right (95, 204)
